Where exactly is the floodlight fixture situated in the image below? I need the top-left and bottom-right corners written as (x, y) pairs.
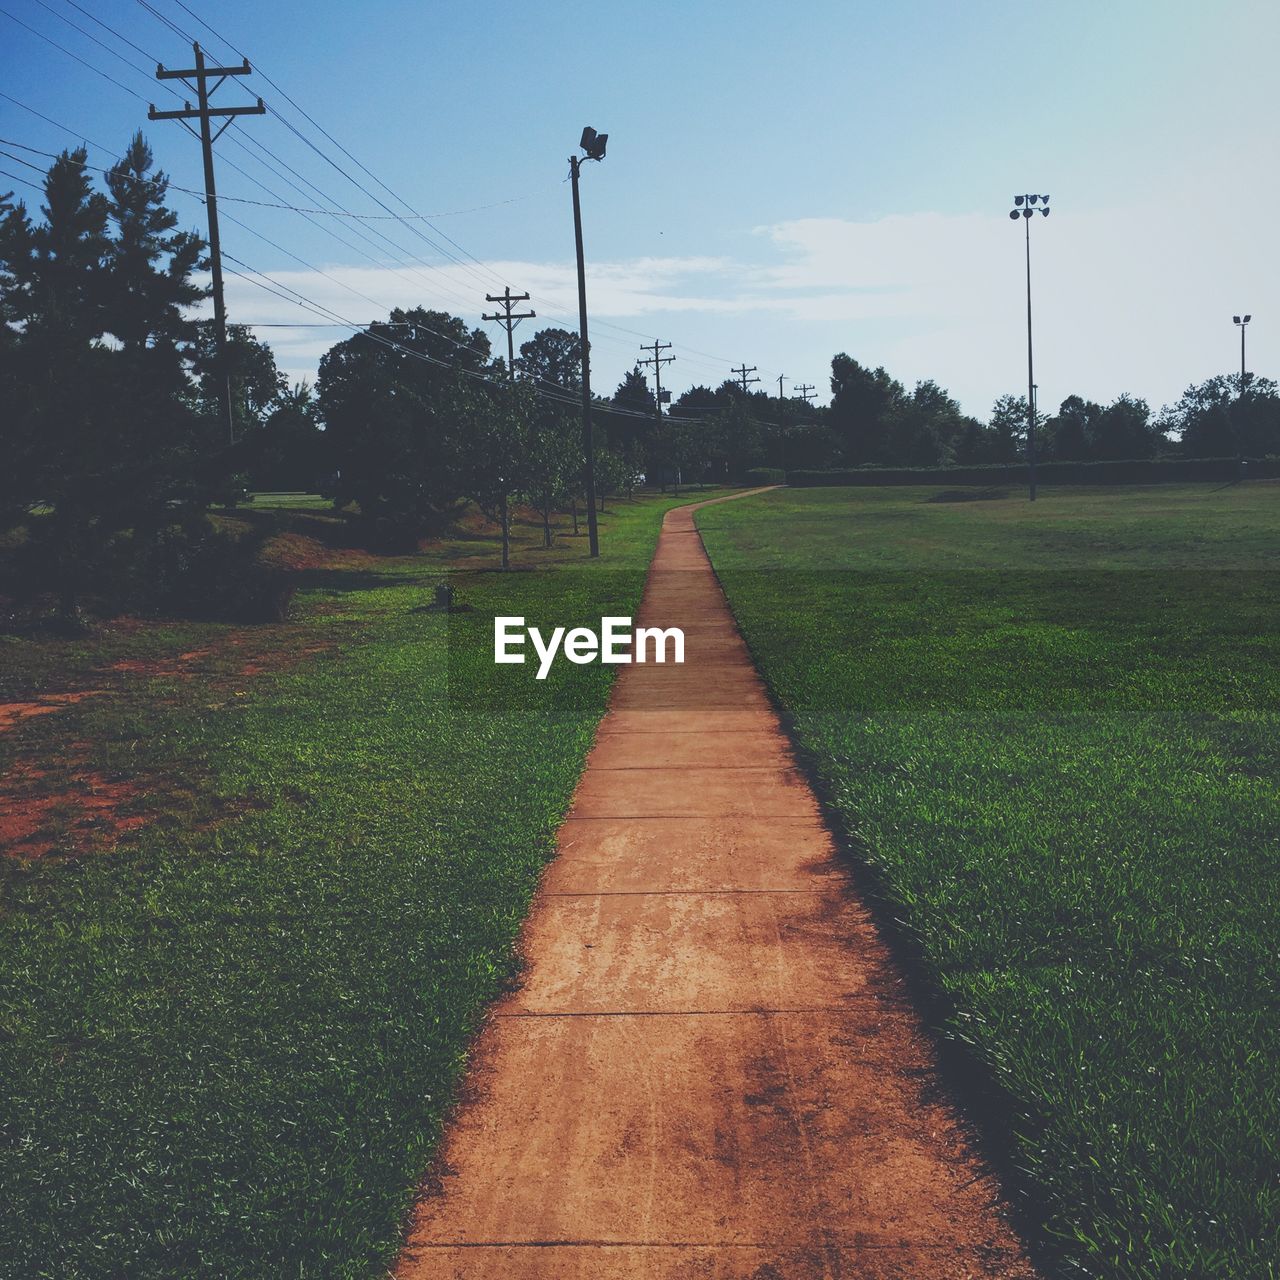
top-left (568, 126), bottom-right (612, 556)
top-left (1028, 194), bottom-right (1038, 204)
top-left (1234, 313), bottom-right (1253, 384)
top-left (1009, 209), bottom-right (1020, 220)
top-left (1014, 195), bottom-right (1025, 205)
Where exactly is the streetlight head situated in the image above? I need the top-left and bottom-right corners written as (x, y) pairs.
top-left (1234, 315), bottom-right (1241, 324)
top-left (579, 126), bottom-right (608, 160)
top-left (1244, 314), bottom-right (1252, 323)
top-left (1014, 195), bottom-right (1025, 206)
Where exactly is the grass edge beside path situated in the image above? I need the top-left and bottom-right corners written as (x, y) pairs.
top-left (696, 482), bottom-right (1280, 1280)
top-left (0, 489), bottom-right (732, 1280)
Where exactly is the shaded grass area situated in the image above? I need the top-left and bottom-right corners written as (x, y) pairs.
top-left (698, 482), bottom-right (1280, 1279)
top-left (0, 492), bottom-right (723, 1278)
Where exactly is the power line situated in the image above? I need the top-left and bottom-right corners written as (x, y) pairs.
top-left (0, 4), bottom-right (150, 101)
top-left (7, 3), bottom-right (779, 393)
top-left (144, 0), bottom-right (764, 381)
top-left (58, 0), bottom-right (157, 63)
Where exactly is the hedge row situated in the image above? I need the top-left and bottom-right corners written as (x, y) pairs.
top-left (743, 467), bottom-right (787, 486)
top-left (786, 457), bottom-right (1280, 487)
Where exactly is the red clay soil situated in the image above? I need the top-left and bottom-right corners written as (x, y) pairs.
top-left (396, 492), bottom-right (1039, 1279)
top-left (0, 691), bottom-right (103, 734)
top-left (0, 760), bottom-right (150, 859)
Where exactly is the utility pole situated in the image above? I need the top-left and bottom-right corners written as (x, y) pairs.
top-left (150, 44), bottom-right (264, 447)
top-left (483, 287), bottom-right (535, 378)
top-left (638, 339), bottom-right (674, 413)
top-left (796, 383), bottom-right (816, 405)
top-left (637, 340), bottom-right (675, 488)
top-left (639, 339), bottom-right (676, 490)
top-left (482, 289), bottom-right (533, 571)
top-left (777, 374), bottom-right (787, 401)
top-left (569, 126), bottom-right (607, 557)
top-left (731, 363), bottom-right (760, 395)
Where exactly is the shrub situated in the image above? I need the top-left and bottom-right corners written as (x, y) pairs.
top-left (743, 467), bottom-right (786, 486)
top-left (110, 517), bottom-right (295, 621)
top-left (786, 457), bottom-right (1280, 487)
top-left (5, 515), bottom-right (301, 623)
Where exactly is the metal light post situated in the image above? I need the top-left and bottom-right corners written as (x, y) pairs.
top-left (1233, 314), bottom-right (1252, 387)
top-left (1009, 194), bottom-right (1050, 501)
top-left (569, 126), bottom-right (608, 558)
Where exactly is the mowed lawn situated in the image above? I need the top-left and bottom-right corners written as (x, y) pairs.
top-left (698, 482), bottom-right (1280, 1280)
top-left (0, 491), bottom-right (722, 1279)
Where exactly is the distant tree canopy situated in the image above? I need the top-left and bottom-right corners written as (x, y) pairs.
top-left (1159, 374), bottom-right (1280, 458)
top-left (4, 135), bottom-right (1277, 615)
top-left (515, 326), bottom-right (582, 392)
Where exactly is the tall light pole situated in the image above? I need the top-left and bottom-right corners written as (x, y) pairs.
top-left (569, 126), bottom-right (608, 558)
top-left (1009, 193), bottom-right (1050, 501)
top-left (1233, 314), bottom-right (1252, 387)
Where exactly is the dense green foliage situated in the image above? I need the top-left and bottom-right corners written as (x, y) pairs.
top-left (0, 491), bottom-right (718, 1278)
top-left (699, 483), bottom-right (1280, 1279)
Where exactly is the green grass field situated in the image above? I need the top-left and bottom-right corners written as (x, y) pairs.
top-left (697, 482), bottom-right (1280, 1278)
top-left (0, 490), bottom-right (724, 1279)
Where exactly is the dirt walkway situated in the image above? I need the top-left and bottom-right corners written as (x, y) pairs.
top-left (397, 493), bottom-right (1037, 1279)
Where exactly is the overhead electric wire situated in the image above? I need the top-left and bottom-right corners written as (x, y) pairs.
top-left (11, 1), bottom-right (776, 392)
top-left (0, 166), bottom-right (44, 195)
top-left (144, 0), bottom-right (754, 381)
top-left (0, 4), bottom-right (150, 102)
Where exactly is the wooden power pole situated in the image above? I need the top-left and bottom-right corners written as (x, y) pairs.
top-left (731, 363), bottom-right (761, 395)
top-left (639, 339), bottom-right (675, 489)
top-left (483, 287), bottom-right (535, 378)
top-left (150, 44), bottom-right (264, 446)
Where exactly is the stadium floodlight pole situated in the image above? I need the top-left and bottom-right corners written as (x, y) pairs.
top-left (569, 125), bottom-right (608, 557)
top-left (1233, 314), bottom-right (1252, 387)
top-left (1009, 193), bottom-right (1050, 501)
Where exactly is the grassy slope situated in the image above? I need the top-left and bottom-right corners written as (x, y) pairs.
top-left (697, 483), bottom-right (1280, 1279)
top-left (0, 491), bottom-right (720, 1279)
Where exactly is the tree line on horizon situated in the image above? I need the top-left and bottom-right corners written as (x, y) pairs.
top-left (3, 138), bottom-right (1279, 621)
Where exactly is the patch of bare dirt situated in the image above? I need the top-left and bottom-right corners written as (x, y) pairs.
top-left (1, 761), bottom-right (150, 859)
top-left (261, 531), bottom-right (377, 573)
top-left (0, 692), bottom-right (104, 735)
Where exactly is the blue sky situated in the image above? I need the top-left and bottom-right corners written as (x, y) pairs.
top-left (2, 0), bottom-right (1276, 416)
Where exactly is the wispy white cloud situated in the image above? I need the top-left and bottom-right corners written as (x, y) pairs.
top-left (224, 188), bottom-right (1276, 415)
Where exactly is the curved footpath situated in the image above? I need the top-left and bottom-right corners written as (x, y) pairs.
top-left (396, 491), bottom-right (1037, 1279)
